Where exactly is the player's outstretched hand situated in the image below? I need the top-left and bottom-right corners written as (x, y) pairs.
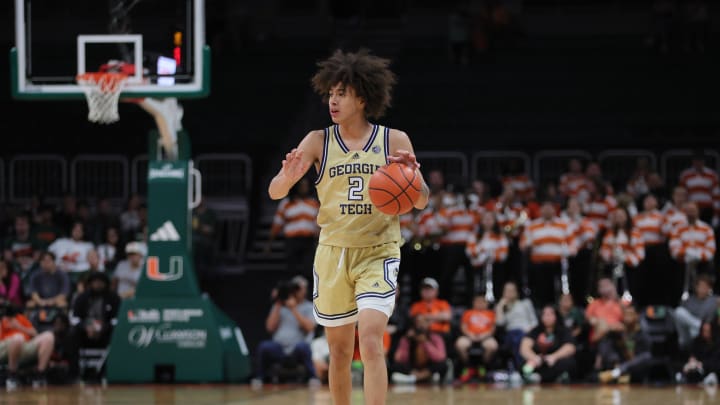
top-left (281, 148), bottom-right (310, 183)
top-left (388, 149), bottom-right (420, 171)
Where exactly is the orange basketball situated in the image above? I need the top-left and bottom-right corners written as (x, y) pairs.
top-left (368, 163), bottom-right (422, 215)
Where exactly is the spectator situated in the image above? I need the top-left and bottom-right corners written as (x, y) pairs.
top-left (251, 276), bottom-right (317, 386)
top-left (75, 249), bottom-right (105, 294)
top-left (600, 208), bottom-right (644, 302)
top-left (112, 242), bottom-right (145, 300)
top-left (409, 278), bottom-right (452, 338)
top-left (436, 191), bottom-right (478, 302)
top-left (674, 275), bottom-right (718, 349)
top-left (584, 179), bottom-right (617, 231)
top-left (520, 305), bottom-right (576, 383)
top-left (561, 197), bottom-right (598, 303)
top-left (465, 211), bottom-right (509, 301)
top-left (267, 178), bottom-right (319, 279)
top-left (625, 157), bottom-right (653, 203)
top-left (646, 173), bottom-right (668, 208)
top-left (663, 186), bottom-right (689, 236)
top-left (49, 312), bottom-right (78, 382)
top-left (27, 252), bottom-right (70, 309)
top-left (93, 197), bottom-right (121, 245)
top-left (55, 194), bottom-right (78, 236)
top-left (585, 278), bottom-right (624, 346)
top-left (311, 330), bottom-right (330, 384)
top-left (678, 150), bottom-right (720, 226)
top-left (559, 158), bottom-right (589, 202)
top-left (427, 169), bottom-right (446, 196)
top-left (598, 305), bottom-right (653, 384)
top-left (455, 295), bottom-right (498, 383)
top-left (682, 321), bottom-right (720, 384)
top-left (192, 198), bottom-right (218, 271)
top-left (0, 304), bottom-right (55, 389)
top-left (501, 159), bottom-right (534, 204)
top-left (71, 272), bottom-right (120, 348)
top-left (31, 205), bottom-right (62, 250)
top-left (390, 315), bottom-right (447, 385)
top-left (48, 221), bottom-right (95, 276)
top-left (558, 293), bottom-right (585, 339)
top-left (520, 201), bottom-right (575, 307)
top-left (633, 194), bottom-right (670, 306)
top-left (4, 213), bottom-right (41, 276)
top-left (495, 281), bottom-right (538, 366)
top-left (669, 202), bottom-right (716, 293)
top-left (97, 226), bottom-right (122, 272)
top-left (120, 194), bottom-right (143, 241)
top-left (0, 260), bottom-right (23, 308)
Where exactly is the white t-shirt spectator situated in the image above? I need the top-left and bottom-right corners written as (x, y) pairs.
top-left (48, 238), bottom-right (95, 273)
top-left (113, 259), bottom-right (143, 298)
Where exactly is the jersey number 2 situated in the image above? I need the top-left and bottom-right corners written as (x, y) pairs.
top-left (348, 176), bottom-right (364, 201)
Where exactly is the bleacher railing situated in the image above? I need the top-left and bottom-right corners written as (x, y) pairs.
top-left (533, 150), bottom-right (593, 187)
top-left (416, 151), bottom-right (469, 188)
top-left (9, 154), bottom-right (67, 204)
top-left (661, 149), bottom-right (720, 186)
top-left (597, 149), bottom-right (656, 189)
top-left (70, 155), bottom-right (129, 204)
top-left (472, 151), bottom-right (532, 184)
top-left (195, 153), bottom-right (253, 263)
top-left (130, 155), bottom-right (149, 197)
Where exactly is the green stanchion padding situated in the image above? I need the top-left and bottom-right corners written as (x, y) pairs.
top-left (107, 132), bottom-right (250, 383)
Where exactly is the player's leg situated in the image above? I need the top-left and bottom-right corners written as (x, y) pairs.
top-left (357, 309), bottom-right (389, 405)
top-left (325, 323), bottom-right (356, 405)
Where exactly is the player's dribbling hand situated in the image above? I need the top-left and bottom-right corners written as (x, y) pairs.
top-left (281, 148), bottom-right (310, 183)
top-left (387, 149), bottom-right (420, 171)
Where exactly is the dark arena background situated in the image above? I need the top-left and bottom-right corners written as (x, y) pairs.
top-left (1, 0), bottom-right (720, 403)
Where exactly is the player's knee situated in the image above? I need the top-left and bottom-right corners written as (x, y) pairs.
top-left (358, 333), bottom-right (384, 359)
top-left (328, 342), bottom-right (353, 363)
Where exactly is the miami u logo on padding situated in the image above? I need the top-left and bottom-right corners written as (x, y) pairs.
top-left (146, 256), bottom-right (184, 281)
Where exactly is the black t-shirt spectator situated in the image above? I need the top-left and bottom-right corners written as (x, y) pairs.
top-left (527, 324), bottom-right (573, 355)
top-left (30, 270), bottom-right (70, 299)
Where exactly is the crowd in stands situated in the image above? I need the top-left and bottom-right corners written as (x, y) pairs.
top-left (0, 193), bottom-right (216, 389)
top-left (262, 149), bottom-right (720, 386)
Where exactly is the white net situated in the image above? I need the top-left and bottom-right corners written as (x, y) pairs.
top-left (76, 72), bottom-right (128, 124)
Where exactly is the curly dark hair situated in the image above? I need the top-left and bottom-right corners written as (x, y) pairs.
top-left (311, 49), bottom-right (396, 119)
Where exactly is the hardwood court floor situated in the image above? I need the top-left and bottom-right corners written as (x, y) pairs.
top-left (0, 384), bottom-right (717, 405)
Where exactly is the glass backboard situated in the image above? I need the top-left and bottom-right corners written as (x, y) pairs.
top-left (11, 0), bottom-right (209, 100)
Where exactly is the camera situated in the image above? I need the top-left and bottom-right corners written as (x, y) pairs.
top-left (275, 279), bottom-right (300, 303)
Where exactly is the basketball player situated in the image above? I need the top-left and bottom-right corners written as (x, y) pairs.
top-left (268, 49), bottom-right (429, 405)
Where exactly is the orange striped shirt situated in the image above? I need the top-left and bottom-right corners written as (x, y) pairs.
top-left (633, 210), bottom-right (665, 246)
top-left (559, 173), bottom-right (589, 199)
top-left (466, 231), bottom-right (509, 267)
top-left (416, 209), bottom-right (443, 239)
top-left (502, 175), bottom-right (535, 201)
top-left (600, 228), bottom-right (645, 267)
top-left (399, 212), bottom-right (416, 243)
top-left (584, 196), bottom-right (617, 230)
top-left (437, 207), bottom-right (479, 245)
top-left (561, 213), bottom-right (598, 250)
top-left (271, 197), bottom-right (320, 238)
top-left (669, 221), bottom-right (716, 262)
top-left (662, 203), bottom-right (688, 236)
top-left (679, 167), bottom-right (720, 212)
top-left (488, 201), bottom-right (528, 237)
top-left (520, 218), bottom-right (574, 264)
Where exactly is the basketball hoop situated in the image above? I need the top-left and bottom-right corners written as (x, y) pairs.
top-left (76, 72), bottom-right (128, 124)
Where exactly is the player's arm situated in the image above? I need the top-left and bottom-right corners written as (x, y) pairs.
top-left (387, 129), bottom-right (430, 209)
top-left (268, 131), bottom-right (323, 200)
